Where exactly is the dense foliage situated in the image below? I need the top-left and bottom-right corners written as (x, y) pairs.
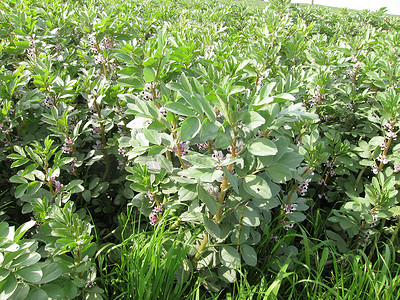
top-left (1, 0), bottom-right (400, 298)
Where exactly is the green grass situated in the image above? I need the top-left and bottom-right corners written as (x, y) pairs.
top-left (97, 208), bottom-right (197, 299)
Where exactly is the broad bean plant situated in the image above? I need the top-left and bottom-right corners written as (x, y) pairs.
top-left (1, 0), bottom-right (400, 295)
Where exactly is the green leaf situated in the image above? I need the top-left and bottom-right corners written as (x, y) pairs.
top-left (178, 185), bottom-right (197, 201)
top-left (26, 288), bottom-right (48, 300)
top-left (218, 267), bottom-right (236, 283)
top-left (200, 119), bottom-right (219, 142)
top-left (25, 181), bottom-right (42, 197)
top-left (14, 220), bottom-right (36, 241)
top-left (10, 252), bottom-right (41, 268)
top-left (11, 158), bottom-right (30, 168)
top-left (220, 245), bottom-right (240, 269)
top-left (164, 102), bottom-right (196, 117)
top-left (215, 129), bottom-right (232, 149)
top-left (0, 273), bottom-right (17, 299)
top-left (326, 230), bottom-right (349, 252)
top-left (0, 222), bottom-right (8, 239)
top-left (243, 111), bottom-right (265, 130)
top-left (16, 265), bottom-right (42, 283)
top-left (243, 175), bottom-right (272, 199)
top-left (10, 175), bottom-right (28, 183)
top-left (15, 183), bottom-right (28, 198)
top-left (14, 145), bottom-right (26, 157)
top-left (235, 205), bottom-right (260, 227)
top-left (195, 93), bottom-right (216, 122)
top-left (277, 152), bottom-right (304, 170)
top-left (198, 185), bottom-right (219, 215)
top-left (147, 145), bottom-right (165, 156)
top-left (248, 139), bottom-right (278, 156)
top-left (179, 90), bottom-right (203, 115)
top-left (117, 77), bottom-right (143, 88)
top-left (288, 211), bottom-right (306, 222)
top-left (63, 280), bottom-right (78, 299)
top-left (8, 283), bottom-right (29, 300)
top-left (222, 167), bottom-right (239, 194)
top-left (0, 268), bottom-right (10, 281)
top-left (204, 217), bottom-right (220, 239)
top-left (240, 244), bottom-right (257, 266)
top-left (38, 263), bottom-right (64, 284)
top-left (65, 180), bottom-right (84, 193)
top-left (143, 67), bottom-right (156, 83)
top-left (180, 117), bottom-right (201, 141)
top-left (181, 153), bottom-right (216, 168)
top-left (41, 284), bottom-right (65, 298)
top-left (143, 128), bottom-right (161, 145)
top-left (265, 163), bottom-right (292, 183)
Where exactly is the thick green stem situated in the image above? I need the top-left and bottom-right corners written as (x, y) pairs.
top-left (192, 233), bottom-right (208, 264)
top-left (194, 142), bottom-right (236, 263)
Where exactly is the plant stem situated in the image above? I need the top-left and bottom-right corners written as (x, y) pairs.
top-left (193, 142), bottom-right (237, 263)
top-left (192, 232), bottom-right (208, 264)
top-left (93, 101), bottom-right (110, 180)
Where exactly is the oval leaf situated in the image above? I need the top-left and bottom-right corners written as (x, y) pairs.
top-left (240, 244), bottom-right (257, 266)
top-left (180, 117), bottom-right (201, 141)
top-left (248, 139), bottom-right (278, 157)
top-left (243, 175), bottom-right (272, 199)
top-left (220, 245), bottom-right (240, 269)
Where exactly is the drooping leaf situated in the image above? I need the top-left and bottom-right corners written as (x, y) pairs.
top-left (240, 244), bottom-right (257, 266)
top-left (38, 263), bottom-right (64, 284)
top-left (220, 245), bottom-right (240, 269)
top-left (16, 265), bottom-right (42, 283)
top-left (164, 102), bottom-right (196, 117)
top-left (243, 175), bottom-right (272, 199)
top-left (198, 185), bottom-right (219, 215)
top-left (248, 139), bottom-right (278, 156)
top-left (200, 119), bottom-right (219, 142)
top-left (180, 117), bottom-right (201, 141)
top-left (265, 163), bottom-right (292, 183)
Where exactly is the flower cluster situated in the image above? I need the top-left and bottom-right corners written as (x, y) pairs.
top-left (297, 178), bottom-right (311, 196)
top-left (140, 83), bottom-right (160, 101)
top-left (347, 60), bottom-right (362, 80)
top-left (50, 176), bottom-right (62, 194)
top-left (62, 137), bottom-right (74, 153)
top-left (372, 121), bottom-right (397, 174)
top-left (377, 153), bottom-right (389, 165)
top-left (159, 106), bottom-right (167, 117)
top-left (359, 229), bottom-right (373, 247)
top-left (204, 183), bottom-right (219, 199)
top-left (94, 53), bottom-right (107, 65)
top-left (284, 203), bottom-right (297, 214)
top-left (173, 141), bottom-right (189, 155)
top-left (93, 140), bottom-right (103, 151)
top-left (145, 191), bottom-right (155, 202)
top-left (369, 211), bottom-right (379, 227)
top-left (309, 88), bottom-right (321, 109)
top-left (149, 205), bottom-right (163, 226)
top-left (197, 142), bottom-right (208, 151)
top-left (0, 122), bottom-right (12, 135)
top-left (118, 147), bottom-right (127, 157)
top-left (89, 34), bottom-right (113, 53)
top-left (282, 220), bottom-right (294, 230)
top-left (383, 121), bottom-right (397, 140)
top-left (212, 150), bottom-right (227, 164)
top-left (228, 139), bottom-right (244, 155)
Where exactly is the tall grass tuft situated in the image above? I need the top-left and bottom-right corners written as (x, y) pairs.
top-left (97, 207), bottom-right (195, 299)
